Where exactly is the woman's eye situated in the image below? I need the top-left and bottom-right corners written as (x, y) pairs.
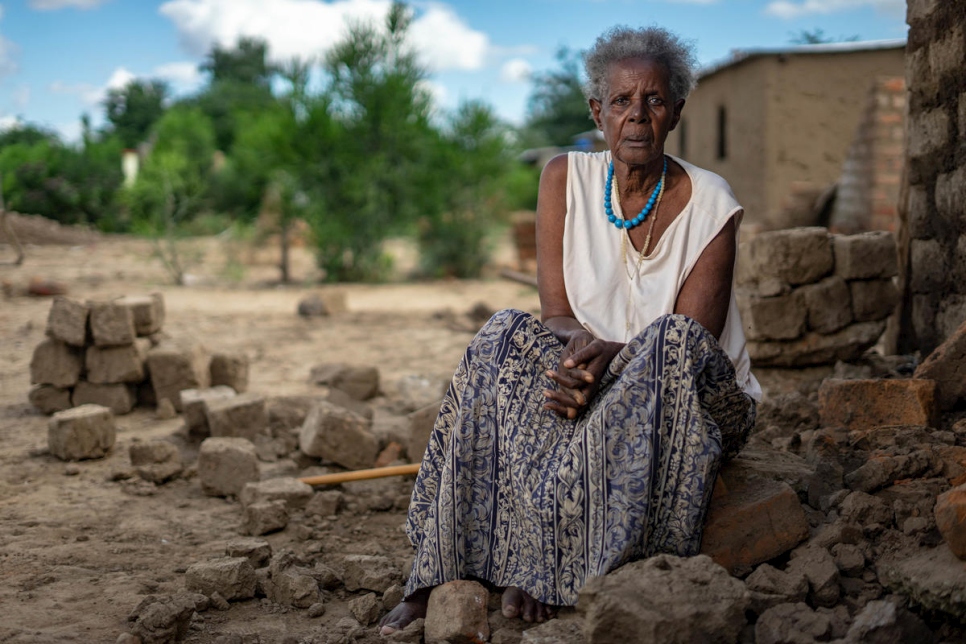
top-left (648, 96), bottom-right (663, 106)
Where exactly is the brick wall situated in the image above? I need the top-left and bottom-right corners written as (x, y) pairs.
top-left (899, 1), bottom-right (966, 354)
top-left (829, 78), bottom-right (906, 234)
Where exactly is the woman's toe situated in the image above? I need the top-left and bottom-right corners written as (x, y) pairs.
top-left (501, 587), bottom-right (523, 618)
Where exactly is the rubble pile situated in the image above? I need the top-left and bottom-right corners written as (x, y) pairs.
top-left (737, 228), bottom-right (898, 367)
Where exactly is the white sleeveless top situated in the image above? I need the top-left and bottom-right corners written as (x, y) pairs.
top-left (562, 151), bottom-right (761, 401)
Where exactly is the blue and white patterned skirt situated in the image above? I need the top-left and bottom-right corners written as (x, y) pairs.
top-left (404, 309), bottom-right (756, 606)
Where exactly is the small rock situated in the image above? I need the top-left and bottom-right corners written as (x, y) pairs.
top-left (844, 599), bottom-right (933, 643)
top-left (349, 592), bottom-right (383, 626)
top-left (388, 618), bottom-right (425, 643)
top-left (297, 294), bottom-right (328, 318)
top-left (48, 404), bottom-right (116, 461)
top-left (299, 401), bottom-right (379, 470)
top-left (225, 538), bottom-right (272, 568)
top-left (305, 490), bottom-right (343, 517)
top-left (745, 564), bottom-right (808, 613)
top-left (129, 440), bottom-right (183, 484)
top-left (831, 543), bottom-right (866, 576)
top-left (155, 398), bottom-right (176, 420)
top-left (342, 554), bottom-right (401, 593)
top-left (307, 602), bottom-right (326, 618)
top-left (209, 591), bottom-right (231, 611)
top-left (128, 593), bottom-right (198, 644)
top-left (64, 463), bottom-right (81, 476)
top-left (788, 546), bottom-right (841, 608)
top-left (184, 558), bottom-right (256, 601)
top-left (424, 580), bottom-right (489, 644)
top-left (240, 477), bottom-right (314, 510)
top-left (244, 500), bottom-right (288, 536)
top-left (383, 584), bottom-right (405, 610)
top-left (839, 491), bottom-right (894, 528)
top-left (197, 437), bottom-right (260, 498)
top-left (309, 363), bottom-right (379, 400)
top-left (935, 483), bottom-right (966, 559)
top-left (755, 603), bottom-right (830, 644)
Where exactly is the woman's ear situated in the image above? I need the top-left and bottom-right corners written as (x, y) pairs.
top-left (589, 99), bottom-right (603, 130)
top-left (669, 99), bottom-right (686, 131)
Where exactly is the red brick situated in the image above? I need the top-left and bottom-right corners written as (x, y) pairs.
top-left (935, 484), bottom-right (966, 560)
top-left (818, 379), bottom-right (937, 431)
top-left (915, 320), bottom-right (966, 410)
top-left (701, 476), bottom-right (809, 575)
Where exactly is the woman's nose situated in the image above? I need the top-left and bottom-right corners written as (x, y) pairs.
top-left (628, 99), bottom-right (649, 123)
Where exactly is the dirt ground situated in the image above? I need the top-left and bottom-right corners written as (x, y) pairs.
top-left (0, 235), bottom-right (543, 643)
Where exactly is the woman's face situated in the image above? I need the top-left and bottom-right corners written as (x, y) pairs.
top-left (590, 57), bottom-right (684, 168)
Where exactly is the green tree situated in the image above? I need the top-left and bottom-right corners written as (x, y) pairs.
top-left (104, 79), bottom-right (169, 148)
top-left (524, 47), bottom-right (591, 147)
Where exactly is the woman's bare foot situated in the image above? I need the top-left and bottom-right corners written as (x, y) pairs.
top-left (501, 587), bottom-right (556, 623)
top-left (379, 588), bottom-right (431, 636)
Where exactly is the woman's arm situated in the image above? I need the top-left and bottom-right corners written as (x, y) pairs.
top-left (674, 215), bottom-right (737, 339)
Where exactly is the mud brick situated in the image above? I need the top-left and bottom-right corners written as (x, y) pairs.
top-left (700, 475), bottom-right (809, 575)
top-left (180, 386), bottom-right (236, 436)
top-left (30, 338), bottom-right (82, 388)
top-left (305, 490), bottom-right (343, 517)
top-left (738, 291), bottom-right (807, 341)
top-left (424, 580), bottom-right (489, 644)
top-left (849, 279), bottom-right (899, 322)
top-left (72, 381), bottom-right (136, 415)
top-left (89, 301), bottom-right (136, 347)
top-left (818, 379), bottom-right (937, 431)
top-left (28, 384), bottom-right (72, 415)
top-left (225, 538), bottom-right (271, 568)
top-left (744, 227), bottom-right (833, 286)
top-left (146, 343), bottom-right (209, 411)
top-left (935, 484), bottom-right (966, 560)
top-left (129, 440), bottom-right (182, 484)
top-left (240, 477), bottom-right (314, 510)
top-left (342, 554), bottom-right (401, 593)
top-left (299, 401), bottom-right (378, 470)
top-left (197, 437), bottom-right (260, 497)
top-left (45, 296), bottom-right (89, 346)
top-left (916, 320), bottom-right (966, 410)
top-left (210, 352), bottom-right (249, 393)
top-left (48, 404), bottom-right (116, 461)
top-left (85, 338), bottom-right (150, 384)
top-left (833, 232), bottom-right (898, 280)
top-left (799, 276), bottom-right (852, 334)
top-left (407, 400), bottom-right (441, 461)
top-left (117, 293), bottom-right (165, 336)
top-left (244, 501), bottom-right (288, 536)
top-left (205, 393), bottom-right (268, 441)
top-left (309, 363), bottom-right (380, 400)
top-left (184, 558), bottom-right (256, 601)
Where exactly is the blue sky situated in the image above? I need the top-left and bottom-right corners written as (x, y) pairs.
top-left (0, 0), bottom-right (907, 142)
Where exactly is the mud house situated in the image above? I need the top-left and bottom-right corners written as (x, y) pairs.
top-left (663, 40), bottom-right (906, 233)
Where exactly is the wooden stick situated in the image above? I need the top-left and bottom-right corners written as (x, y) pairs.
top-left (499, 268), bottom-right (538, 288)
top-left (299, 463), bottom-right (420, 486)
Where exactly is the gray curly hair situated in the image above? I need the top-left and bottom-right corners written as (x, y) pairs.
top-left (583, 26), bottom-right (698, 104)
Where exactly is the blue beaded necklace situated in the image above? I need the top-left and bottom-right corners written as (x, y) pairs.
top-left (604, 156), bottom-right (668, 230)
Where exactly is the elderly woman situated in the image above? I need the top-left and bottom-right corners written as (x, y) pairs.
top-left (380, 25), bottom-right (760, 635)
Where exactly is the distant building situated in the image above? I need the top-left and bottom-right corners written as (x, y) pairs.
top-left (663, 39), bottom-right (906, 233)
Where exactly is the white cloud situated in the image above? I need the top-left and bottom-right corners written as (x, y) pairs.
top-left (50, 66), bottom-right (133, 106)
top-left (0, 4), bottom-right (19, 78)
top-left (105, 66), bottom-right (135, 90)
top-left (500, 58), bottom-right (531, 83)
top-left (28, 0), bottom-right (111, 9)
top-left (13, 83), bottom-right (29, 108)
top-left (152, 61), bottom-right (201, 87)
top-left (159, 0), bottom-right (490, 71)
top-left (765, 0), bottom-right (903, 19)
top-left (0, 114), bottom-right (20, 130)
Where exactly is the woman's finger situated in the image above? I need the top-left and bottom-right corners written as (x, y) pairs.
top-left (546, 369), bottom-right (584, 390)
top-left (564, 343), bottom-right (604, 369)
top-left (543, 400), bottom-right (578, 419)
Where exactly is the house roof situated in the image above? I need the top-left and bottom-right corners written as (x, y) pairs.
top-left (698, 39), bottom-right (907, 81)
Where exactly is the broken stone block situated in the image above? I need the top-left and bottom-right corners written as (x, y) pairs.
top-left (89, 301), bottom-right (136, 347)
top-left (700, 475), bottom-right (809, 575)
top-left (210, 352), bottom-right (249, 394)
top-left (146, 343), bottom-right (209, 411)
top-left (578, 555), bottom-right (749, 644)
top-left (180, 386), bottom-right (236, 436)
top-left (239, 477), bottom-right (314, 510)
top-left (745, 227), bottom-right (834, 286)
top-left (342, 555), bottom-right (401, 593)
top-left (129, 440), bottom-right (182, 484)
top-left (297, 294), bottom-right (328, 317)
top-left (30, 338), bottom-right (82, 388)
top-left (48, 404), bottom-right (116, 461)
top-left (117, 293), bottom-right (165, 336)
top-left (205, 392), bottom-right (268, 441)
top-left (46, 296), bottom-right (89, 346)
top-left (798, 276), bottom-right (853, 334)
top-left (85, 339), bottom-right (149, 384)
top-left (325, 388), bottom-right (374, 420)
top-left (882, 547), bottom-right (966, 620)
top-left (263, 553), bottom-right (321, 608)
top-left (915, 319), bottom-right (966, 410)
top-left (520, 618), bottom-right (584, 643)
top-left (838, 491), bottom-right (894, 527)
top-left (244, 500), bottom-right (288, 536)
top-left (407, 400), bottom-right (441, 462)
top-left (349, 592), bottom-right (383, 627)
top-left (755, 602), bottom-right (831, 644)
top-left (305, 490), bottom-right (343, 517)
top-left (184, 557), bottom-right (256, 601)
top-left (845, 599), bottom-right (932, 643)
top-left (738, 291), bottom-right (807, 341)
top-left (383, 584), bottom-right (405, 611)
top-left (394, 374), bottom-right (449, 412)
top-left (28, 384), bottom-right (72, 415)
top-left (299, 401), bottom-right (379, 470)
top-left (844, 450), bottom-right (936, 493)
top-left (818, 378), bottom-right (937, 431)
top-left (310, 363), bottom-right (380, 400)
top-left (423, 580), bottom-right (488, 644)
top-left (831, 543), bottom-right (866, 577)
top-left (197, 437), bottom-right (260, 497)
top-left (128, 593), bottom-right (197, 644)
top-left (788, 546), bottom-right (841, 608)
top-left (744, 564), bottom-right (808, 614)
top-left (833, 231), bottom-right (898, 280)
top-left (225, 538), bottom-right (271, 568)
top-left (747, 320), bottom-right (886, 367)
top-left (72, 381), bottom-right (136, 415)
top-left (936, 484), bottom-right (966, 560)
top-left (849, 278), bottom-right (899, 322)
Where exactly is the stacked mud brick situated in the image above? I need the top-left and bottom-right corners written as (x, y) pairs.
top-left (736, 227), bottom-right (898, 367)
top-left (29, 295), bottom-right (166, 415)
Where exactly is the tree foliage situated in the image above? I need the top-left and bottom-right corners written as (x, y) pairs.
top-left (104, 79), bottom-right (169, 148)
top-left (524, 47), bottom-right (591, 147)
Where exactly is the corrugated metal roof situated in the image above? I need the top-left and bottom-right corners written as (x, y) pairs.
top-left (698, 38), bottom-right (907, 81)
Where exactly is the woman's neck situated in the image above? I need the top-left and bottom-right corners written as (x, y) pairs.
top-left (614, 154), bottom-right (666, 195)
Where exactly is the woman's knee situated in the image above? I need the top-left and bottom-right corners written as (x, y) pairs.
top-left (480, 308), bottom-right (537, 334)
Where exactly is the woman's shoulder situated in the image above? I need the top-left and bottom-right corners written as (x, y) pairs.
top-left (568, 150), bottom-right (610, 173)
top-left (672, 156), bottom-right (742, 221)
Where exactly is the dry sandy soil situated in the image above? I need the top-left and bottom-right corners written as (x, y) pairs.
top-left (0, 234), bottom-right (543, 643)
